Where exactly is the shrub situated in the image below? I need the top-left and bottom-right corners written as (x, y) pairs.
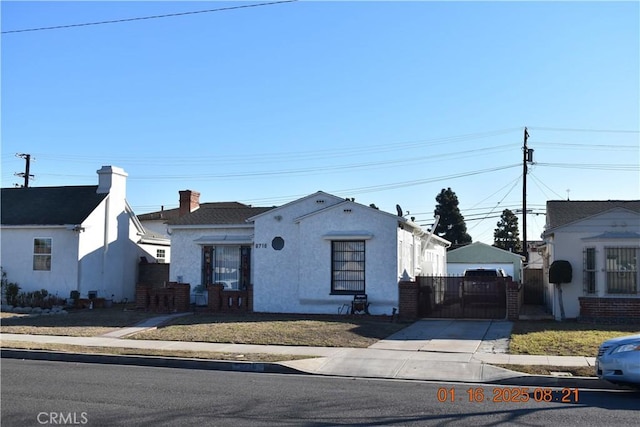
top-left (1, 267), bottom-right (21, 306)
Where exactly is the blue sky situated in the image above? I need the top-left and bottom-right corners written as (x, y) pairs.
top-left (2, 1), bottom-right (639, 245)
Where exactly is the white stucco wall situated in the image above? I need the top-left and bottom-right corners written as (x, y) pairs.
top-left (74, 196), bottom-right (141, 301)
top-left (544, 208), bottom-right (640, 320)
top-left (169, 226), bottom-right (255, 288)
top-left (0, 227), bottom-right (80, 298)
top-left (253, 200), bottom-right (402, 315)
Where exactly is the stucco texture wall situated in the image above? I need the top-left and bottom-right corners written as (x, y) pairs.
top-left (253, 201), bottom-right (400, 315)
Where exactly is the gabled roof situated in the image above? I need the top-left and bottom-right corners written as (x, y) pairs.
top-left (294, 198), bottom-right (407, 224)
top-left (168, 202), bottom-right (274, 226)
top-left (448, 241), bottom-right (525, 262)
top-left (545, 200), bottom-right (640, 231)
top-left (247, 191), bottom-right (345, 221)
top-left (1, 186), bottom-right (107, 226)
top-left (137, 207), bottom-right (181, 222)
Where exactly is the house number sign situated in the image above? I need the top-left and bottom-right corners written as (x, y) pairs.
top-left (255, 243), bottom-right (268, 249)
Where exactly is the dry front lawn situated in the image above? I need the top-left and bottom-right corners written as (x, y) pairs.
top-left (508, 321), bottom-right (639, 357)
top-left (131, 313), bottom-right (407, 348)
top-left (0, 306), bottom-right (157, 337)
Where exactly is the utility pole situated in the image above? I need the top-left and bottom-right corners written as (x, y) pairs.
top-left (15, 153), bottom-right (34, 187)
top-left (522, 128), bottom-right (533, 264)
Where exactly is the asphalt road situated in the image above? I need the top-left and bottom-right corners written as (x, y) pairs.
top-left (1, 359), bottom-right (638, 426)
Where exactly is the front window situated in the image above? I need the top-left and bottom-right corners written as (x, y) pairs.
top-left (583, 247), bottom-right (596, 294)
top-left (331, 240), bottom-right (365, 294)
top-left (605, 247), bottom-right (638, 294)
top-left (33, 238), bottom-right (52, 271)
top-left (202, 246), bottom-right (250, 290)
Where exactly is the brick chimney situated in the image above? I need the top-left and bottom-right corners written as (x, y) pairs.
top-left (179, 190), bottom-right (200, 217)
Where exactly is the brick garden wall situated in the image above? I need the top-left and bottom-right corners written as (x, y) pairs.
top-left (135, 282), bottom-right (190, 313)
top-left (579, 297), bottom-right (640, 322)
top-left (207, 284), bottom-right (252, 313)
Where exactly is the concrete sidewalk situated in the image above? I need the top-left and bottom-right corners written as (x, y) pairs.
top-left (0, 316), bottom-right (610, 389)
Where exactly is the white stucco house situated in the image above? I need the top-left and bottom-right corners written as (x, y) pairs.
top-left (540, 200), bottom-right (640, 321)
top-left (168, 190), bottom-right (450, 315)
top-left (0, 166), bottom-right (166, 301)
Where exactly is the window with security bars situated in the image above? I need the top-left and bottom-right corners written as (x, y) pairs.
top-left (202, 245), bottom-right (251, 290)
top-left (33, 238), bottom-right (52, 271)
top-left (583, 247), bottom-right (597, 294)
top-left (331, 241), bottom-right (365, 294)
top-left (605, 247), bottom-right (638, 295)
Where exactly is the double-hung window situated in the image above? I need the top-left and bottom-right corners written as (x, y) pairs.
top-left (156, 249), bottom-right (166, 263)
top-left (331, 240), bottom-right (365, 294)
top-left (33, 238), bottom-right (52, 271)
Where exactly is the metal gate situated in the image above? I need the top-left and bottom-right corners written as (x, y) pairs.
top-left (416, 276), bottom-right (507, 319)
top-left (523, 269), bottom-right (544, 305)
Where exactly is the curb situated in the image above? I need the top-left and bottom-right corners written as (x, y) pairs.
top-left (0, 348), bottom-right (307, 376)
top-left (491, 374), bottom-right (631, 391)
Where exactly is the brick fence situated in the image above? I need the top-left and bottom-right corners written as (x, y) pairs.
top-left (207, 284), bottom-right (252, 313)
top-left (135, 282), bottom-right (190, 313)
top-left (579, 297), bottom-right (640, 322)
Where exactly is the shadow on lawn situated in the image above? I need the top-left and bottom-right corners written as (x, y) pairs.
top-left (0, 304), bottom-right (155, 328)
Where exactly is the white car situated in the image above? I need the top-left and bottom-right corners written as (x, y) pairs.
top-left (596, 333), bottom-right (640, 387)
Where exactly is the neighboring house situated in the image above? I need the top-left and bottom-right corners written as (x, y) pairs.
top-left (0, 166), bottom-right (161, 301)
top-left (137, 205), bottom-right (181, 264)
top-left (540, 200), bottom-right (640, 321)
top-left (446, 241), bottom-right (524, 282)
top-left (168, 190), bottom-right (450, 315)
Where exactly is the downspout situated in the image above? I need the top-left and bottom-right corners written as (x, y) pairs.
top-left (102, 195), bottom-right (110, 294)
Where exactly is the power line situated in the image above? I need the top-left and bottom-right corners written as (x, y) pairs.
top-left (536, 162), bottom-right (639, 171)
top-left (528, 172), bottom-right (564, 200)
top-left (22, 128), bottom-right (522, 166)
top-left (2, 1), bottom-right (298, 34)
top-left (533, 142), bottom-right (638, 150)
top-left (527, 126), bottom-right (639, 134)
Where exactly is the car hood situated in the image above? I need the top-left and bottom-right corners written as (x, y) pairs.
top-left (602, 334), bottom-right (640, 347)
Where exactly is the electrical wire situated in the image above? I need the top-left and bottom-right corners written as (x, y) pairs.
top-left (2, 1), bottom-right (298, 34)
top-left (527, 126), bottom-right (639, 134)
top-left (536, 162), bottom-right (639, 171)
top-left (23, 128), bottom-right (522, 166)
top-left (528, 172), bottom-right (565, 200)
top-left (467, 175), bottom-right (522, 232)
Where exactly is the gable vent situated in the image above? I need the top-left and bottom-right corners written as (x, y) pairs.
top-left (343, 209), bottom-right (352, 213)
top-left (316, 199), bottom-right (325, 204)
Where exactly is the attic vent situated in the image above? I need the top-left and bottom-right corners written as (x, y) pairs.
top-left (343, 209), bottom-right (352, 213)
top-left (316, 199), bottom-right (325, 204)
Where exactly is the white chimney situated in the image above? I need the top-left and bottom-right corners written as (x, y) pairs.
top-left (96, 166), bottom-right (127, 196)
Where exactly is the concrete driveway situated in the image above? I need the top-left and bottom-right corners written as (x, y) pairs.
top-left (369, 319), bottom-right (513, 354)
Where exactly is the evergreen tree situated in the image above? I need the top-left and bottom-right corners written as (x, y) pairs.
top-left (493, 209), bottom-right (522, 253)
top-left (433, 188), bottom-right (472, 248)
